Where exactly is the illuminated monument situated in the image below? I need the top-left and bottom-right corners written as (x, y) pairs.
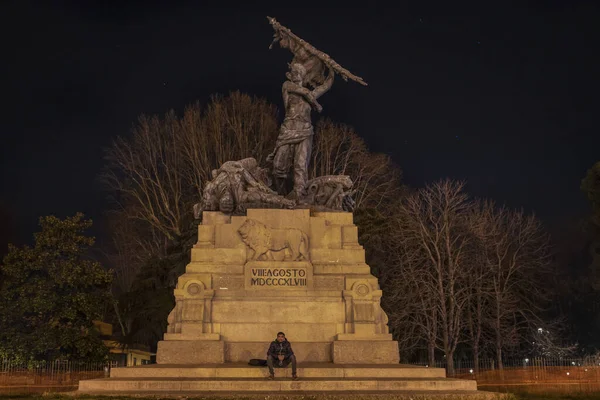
top-left (79, 17), bottom-right (479, 394)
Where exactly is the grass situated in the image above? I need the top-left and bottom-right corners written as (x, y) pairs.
top-left (0, 393), bottom-right (515, 400)
top-left (514, 394), bottom-right (600, 400)
top-left (0, 393), bottom-right (517, 400)
top-left (1, 393), bottom-right (600, 400)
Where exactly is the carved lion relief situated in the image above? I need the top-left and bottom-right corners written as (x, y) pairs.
top-left (237, 219), bottom-right (309, 261)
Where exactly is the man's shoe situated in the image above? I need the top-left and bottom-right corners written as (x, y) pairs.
top-left (292, 374), bottom-right (299, 380)
top-left (267, 374), bottom-right (275, 380)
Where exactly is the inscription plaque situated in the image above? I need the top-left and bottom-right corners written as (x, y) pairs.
top-left (245, 261), bottom-right (313, 289)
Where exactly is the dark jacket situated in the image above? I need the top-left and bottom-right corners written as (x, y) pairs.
top-left (267, 338), bottom-right (294, 358)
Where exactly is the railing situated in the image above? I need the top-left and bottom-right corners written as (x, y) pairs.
top-left (4, 356), bottom-right (600, 395)
top-left (0, 359), bottom-right (117, 394)
top-left (409, 357), bottom-right (600, 393)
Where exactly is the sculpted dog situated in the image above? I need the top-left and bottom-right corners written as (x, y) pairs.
top-left (237, 219), bottom-right (309, 261)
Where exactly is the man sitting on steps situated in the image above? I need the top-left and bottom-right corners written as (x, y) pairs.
top-left (266, 331), bottom-right (298, 380)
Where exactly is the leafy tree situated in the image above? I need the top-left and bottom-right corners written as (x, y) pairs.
top-left (112, 219), bottom-right (199, 350)
top-left (582, 161), bottom-right (600, 229)
top-left (550, 217), bottom-right (600, 353)
top-left (582, 162), bottom-right (600, 278)
top-left (0, 213), bottom-right (112, 361)
top-left (568, 161), bottom-right (600, 352)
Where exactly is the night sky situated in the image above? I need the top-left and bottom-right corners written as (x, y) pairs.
top-left (1, 1), bottom-right (599, 252)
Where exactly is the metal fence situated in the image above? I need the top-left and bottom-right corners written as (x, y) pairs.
top-left (0, 359), bottom-right (115, 394)
top-left (409, 357), bottom-right (600, 393)
top-left (3, 356), bottom-right (600, 395)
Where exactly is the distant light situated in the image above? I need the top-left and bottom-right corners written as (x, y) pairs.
top-left (572, 362), bottom-right (576, 366)
top-left (425, 365), bottom-right (429, 368)
top-left (585, 369), bottom-right (588, 372)
top-left (469, 369), bottom-right (474, 374)
top-left (567, 372), bottom-right (570, 376)
top-left (525, 359), bottom-right (529, 363)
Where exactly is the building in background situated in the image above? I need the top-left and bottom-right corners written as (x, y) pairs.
top-left (94, 321), bottom-right (154, 366)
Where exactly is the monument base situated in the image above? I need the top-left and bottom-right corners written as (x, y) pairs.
top-left (79, 363), bottom-right (489, 396)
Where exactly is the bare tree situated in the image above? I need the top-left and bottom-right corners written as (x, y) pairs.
top-left (103, 92), bottom-right (280, 244)
top-left (476, 202), bottom-right (552, 369)
top-left (386, 180), bottom-right (476, 374)
top-left (311, 119), bottom-right (402, 210)
top-left (384, 234), bottom-right (436, 363)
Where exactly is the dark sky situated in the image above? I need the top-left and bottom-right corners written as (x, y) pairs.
top-left (1, 1), bottom-right (598, 252)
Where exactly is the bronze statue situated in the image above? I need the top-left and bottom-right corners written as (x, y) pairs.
top-left (194, 18), bottom-right (367, 216)
top-left (267, 64), bottom-right (334, 200)
top-left (266, 17), bottom-right (367, 201)
top-left (305, 175), bottom-right (355, 212)
top-left (194, 158), bottom-right (295, 217)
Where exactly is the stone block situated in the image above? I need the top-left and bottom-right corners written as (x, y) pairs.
top-left (186, 265), bottom-right (244, 275)
top-left (313, 264), bottom-right (371, 274)
top-left (247, 208), bottom-right (310, 233)
top-left (201, 212), bottom-right (231, 225)
top-left (215, 220), bottom-right (246, 248)
top-left (218, 322), bottom-right (338, 342)
top-left (336, 333), bottom-right (393, 341)
top-left (313, 276), bottom-right (345, 290)
top-left (156, 340), bottom-right (225, 364)
top-left (212, 298), bottom-right (343, 324)
top-left (332, 340), bottom-right (399, 364)
top-left (196, 225), bottom-right (215, 247)
top-left (79, 375), bottom-right (482, 393)
top-left (310, 248), bottom-right (365, 263)
top-left (190, 247), bottom-right (246, 263)
top-left (323, 224), bottom-right (342, 248)
top-left (224, 342), bottom-right (331, 362)
top-left (163, 332), bottom-right (220, 341)
top-left (312, 211), bottom-right (354, 225)
top-left (109, 364), bottom-right (447, 379)
top-left (342, 225), bottom-right (360, 247)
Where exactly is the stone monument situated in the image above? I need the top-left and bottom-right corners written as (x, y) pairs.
top-left (79, 17), bottom-right (481, 395)
top-left (161, 17), bottom-right (394, 363)
top-left (157, 208), bottom-right (398, 365)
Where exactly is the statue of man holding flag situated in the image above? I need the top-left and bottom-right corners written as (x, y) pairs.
top-left (266, 17), bottom-right (367, 201)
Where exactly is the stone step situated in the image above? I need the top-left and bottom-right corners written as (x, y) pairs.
top-left (110, 363), bottom-right (446, 379)
top-left (79, 377), bottom-right (478, 392)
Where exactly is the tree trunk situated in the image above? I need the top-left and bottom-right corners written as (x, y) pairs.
top-left (428, 340), bottom-right (435, 367)
top-left (473, 344), bottom-right (480, 374)
top-left (495, 296), bottom-right (504, 370)
top-left (496, 343), bottom-right (504, 371)
top-left (446, 350), bottom-right (455, 377)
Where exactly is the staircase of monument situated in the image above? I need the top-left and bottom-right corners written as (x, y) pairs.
top-left (78, 362), bottom-right (480, 394)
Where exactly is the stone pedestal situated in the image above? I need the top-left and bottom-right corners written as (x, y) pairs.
top-left (79, 208), bottom-right (484, 396)
top-left (156, 209), bottom-right (399, 364)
